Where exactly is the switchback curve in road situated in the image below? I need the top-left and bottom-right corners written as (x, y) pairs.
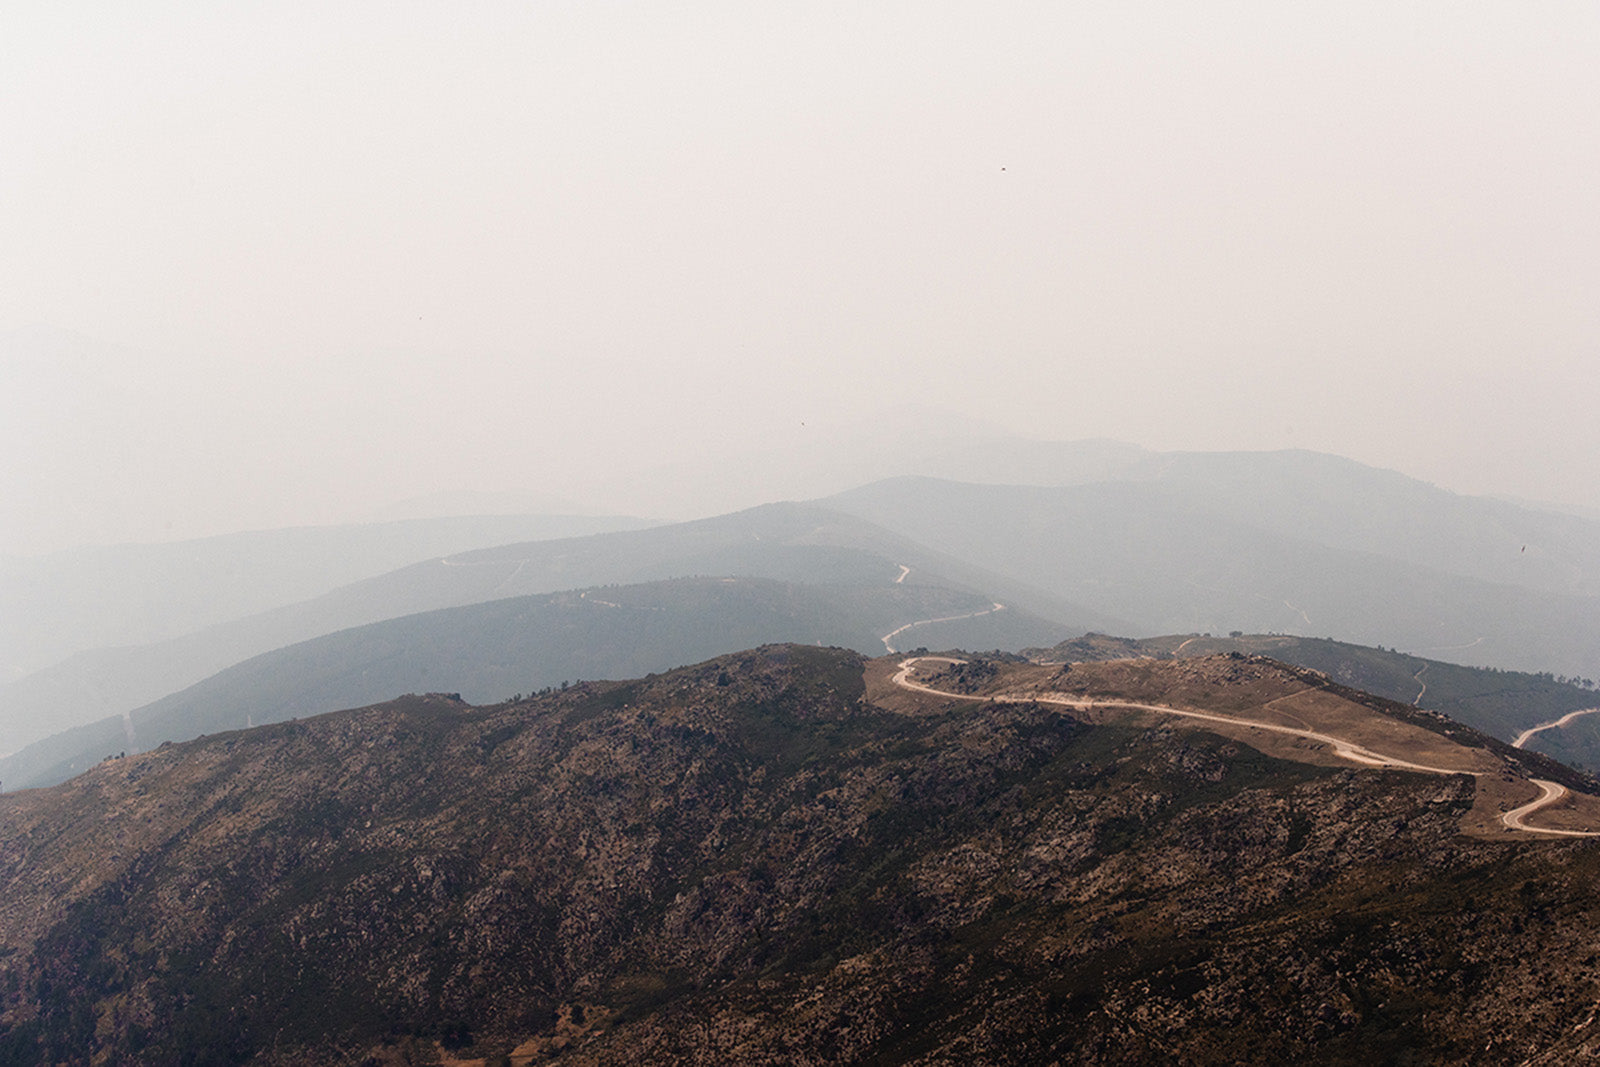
top-left (1498, 780), bottom-right (1600, 836)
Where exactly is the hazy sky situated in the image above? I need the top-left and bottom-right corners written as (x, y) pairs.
top-left (4, 2), bottom-right (1598, 553)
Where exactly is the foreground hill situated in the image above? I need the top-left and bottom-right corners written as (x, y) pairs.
top-left (0, 503), bottom-right (1113, 757)
top-left (0, 576), bottom-right (1064, 790)
top-left (5, 646), bottom-right (1600, 1064)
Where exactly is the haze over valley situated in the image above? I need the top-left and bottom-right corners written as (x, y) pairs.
top-left (5, 3), bottom-right (1600, 1063)
top-left (6, 445), bottom-right (1600, 793)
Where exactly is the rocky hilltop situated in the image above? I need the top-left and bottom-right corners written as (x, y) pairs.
top-left (4, 646), bottom-right (1600, 1064)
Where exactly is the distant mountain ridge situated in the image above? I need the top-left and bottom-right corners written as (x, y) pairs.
top-left (0, 575), bottom-right (1067, 790)
top-left (9, 444), bottom-right (1600, 778)
top-left (826, 460), bottom-right (1600, 681)
top-left (1110, 449), bottom-right (1600, 597)
top-left (0, 511), bottom-right (654, 679)
top-left (0, 502), bottom-right (1114, 757)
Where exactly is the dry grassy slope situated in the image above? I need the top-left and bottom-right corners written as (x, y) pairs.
top-left (871, 652), bottom-right (1600, 836)
top-left (1028, 632), bottom-right (1600, 757)
top-left (6, 646), bottom-right (1600, 1065)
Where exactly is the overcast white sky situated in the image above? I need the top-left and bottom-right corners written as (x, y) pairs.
top-left (4, 2), bottom-right (1598, 554)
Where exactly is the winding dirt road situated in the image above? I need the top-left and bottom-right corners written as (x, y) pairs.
top-left (1497, 780), bottom-right (1598, 836)
top-left (891, 656), bottom-right (1600, 837)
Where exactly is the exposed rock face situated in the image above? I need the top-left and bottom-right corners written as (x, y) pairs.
top-left (3, 645), bottom-right (1600, 1065)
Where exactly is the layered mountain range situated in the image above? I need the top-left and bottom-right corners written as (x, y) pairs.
top-left (5, 444), bottom-right (1599, 791)
top-left (8, 442), bottom-right (1600, 1064)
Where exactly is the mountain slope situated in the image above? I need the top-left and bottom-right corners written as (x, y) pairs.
top-left (17, 445), bottom-right (1596, 758)
top-left (0, 576), bottom-right (1067, 791)
top-left (0, 502), bottom-right (1116, 756)
top-left (0, 512), bottom-right (652, 680)
top-left (827, 474), bottom-right (1600, 681)
top-left (1119, 449), bottom-right (1600, 597)
top-left (1028, 632), bottom-right (1600, 771)
top-left (14, 447), bottom-right (1600, 763)
top-left (5, 646), bottom-right (1600, 1065)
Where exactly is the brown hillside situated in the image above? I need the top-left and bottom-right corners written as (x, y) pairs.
top-left (4, 646), bottom-right (1600, 1064)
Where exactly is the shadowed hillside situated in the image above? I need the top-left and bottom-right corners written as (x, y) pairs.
top-left (0, 577), bottom-right (1065, 790)
top-left (6, 646), bottom-right (1600, 1064)
top-left (0, 502), bottom-right (1115, 756)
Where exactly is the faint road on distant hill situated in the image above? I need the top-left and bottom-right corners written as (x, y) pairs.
top-left (437, 553), bottom-right (529, 596)
top-left (880, 605), bottom-right (1005, 654)
top-left (891, 656), bottom-right (1600, 837)
top-left (1422, 636), bottom-right (1485, 653)
top-left (1512, 708), bottom-right (1600, 750)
